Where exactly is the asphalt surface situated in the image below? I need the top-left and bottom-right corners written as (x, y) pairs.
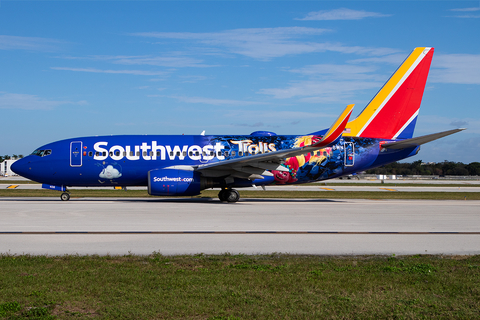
top-left (1, 197), bottom-right (479, 256)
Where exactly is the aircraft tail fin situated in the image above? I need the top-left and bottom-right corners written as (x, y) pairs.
top-left (344, 47), bottom-right (434, 140)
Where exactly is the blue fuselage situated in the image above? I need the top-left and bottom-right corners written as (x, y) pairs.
top-left (12, 134), bottom-right (419, 189)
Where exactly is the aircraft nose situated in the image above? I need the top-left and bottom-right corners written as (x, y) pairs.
top-left (10, 157), bottom-right (30, 178)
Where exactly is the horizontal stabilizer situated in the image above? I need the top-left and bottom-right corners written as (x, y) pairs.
top-left (382, 128), bottom-right (465, 149)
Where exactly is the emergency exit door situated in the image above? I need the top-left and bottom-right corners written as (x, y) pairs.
top-left (344, 142), bottom-right (354, 167)
top-left (70, 141), bottom-right (83, 167)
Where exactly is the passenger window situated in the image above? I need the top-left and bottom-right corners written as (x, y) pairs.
top-left (189, 151), bottom-right (193, 156)
top-left (239, 151), bottom-right (243, 156)
top-left (115, 151), bottom-right (120, 156)
top-left (183, 151), bottom-right (187, 156)
top-left (170, 151), bottom-right (174, 156)
top-left (176, 152), bottom-right (180, 156)
top-left (103, 152), bottom-right (106, 156)
top-left (231, 151), bottom-right (236, 156)
top-left (224, 151), bottom-right (229, 157)
top-left (136, 151), bottom-right (140, 156)
top-left (150, 151), bottom-right (153, 156)
top-left (89, 151), bottom-right (93, 157)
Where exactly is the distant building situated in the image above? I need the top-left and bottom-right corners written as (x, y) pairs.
top-left (0, 159), bottom-right (18, 176)
top-left (421, 162), bottom-right (436, 165)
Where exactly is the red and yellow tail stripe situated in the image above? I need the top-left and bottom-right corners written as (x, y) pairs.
top-left (344, 47), bottom-right (434, 140)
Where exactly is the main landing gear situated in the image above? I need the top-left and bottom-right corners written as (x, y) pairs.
top-left (60, 192), bottom-right (70, 201)
top-left (218, 189), bottom-right (240, 203)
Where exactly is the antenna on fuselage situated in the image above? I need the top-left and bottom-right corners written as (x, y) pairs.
top-left (200, 130), bottom-right (205, 136)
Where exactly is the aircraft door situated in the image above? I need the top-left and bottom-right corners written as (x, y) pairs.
top-left (70, 141), bottom-right (83, 167)
top-left (344, 142), bottom-right (354, 167)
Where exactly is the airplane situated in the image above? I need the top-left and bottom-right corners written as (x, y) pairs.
top-left (11, 47), bottom-right (464, 202)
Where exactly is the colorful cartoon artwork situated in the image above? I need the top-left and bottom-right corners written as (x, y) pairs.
top-left (208, 134), bottom-right (368, 184)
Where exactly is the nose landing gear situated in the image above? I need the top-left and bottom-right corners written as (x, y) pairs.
top-left (60, 192), bottom-right (70, 201)
top-left (218, 189), bottom-right (240, 203)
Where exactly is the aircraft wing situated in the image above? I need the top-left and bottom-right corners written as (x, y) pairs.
top-left (382, 128), bottom-right (465, 150)
top-left (196, 104), bottom-right (354, 180)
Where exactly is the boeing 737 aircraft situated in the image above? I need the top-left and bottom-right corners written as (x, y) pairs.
top-left (12, 47), bottom-right (464, 202)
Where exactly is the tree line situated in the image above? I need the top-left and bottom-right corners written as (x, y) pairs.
top-left (366, 160), bottom-right (480, 176)
top-left (0, 155), bottom-right (24, 162)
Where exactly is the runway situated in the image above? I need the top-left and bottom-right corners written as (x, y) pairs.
top-left (1, 197), bottom-right (479, 256)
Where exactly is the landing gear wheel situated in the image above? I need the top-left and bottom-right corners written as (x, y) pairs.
top-left (60, 192), bottom-right (70, 201)
top-left (218, 189), bottom-right (228, 202)
top-left (218, 189), bottom-right (240, 203)
top-left (225, 189), bottom-right (240, 203)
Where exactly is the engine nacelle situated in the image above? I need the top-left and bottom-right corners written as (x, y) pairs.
top-left (148, 168), bottom-right (201, 196)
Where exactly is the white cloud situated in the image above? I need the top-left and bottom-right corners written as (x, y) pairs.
top-left (450, 14), bottom-right (480, 18)
top-left (258, 80), bottom-right (382, 103)
top-left (225, 110), bottom-right (337, 121)
top-left (416, 115), bottom-right (480, 134)
top-left (159, 95), bottom-right (268, 106)
top-left (409, 133), bottom-right (480, 163)
top-left (0, 35), bottom-right (62, 51)
top-left (132, 28), bottom-right (398, 60)
top-left (450, 7), bottom-right (480, 12)
top-left (297, 8), bottom-right (391, 21)
top-left (430, 54), bottom-right (480, 85)
top-left (289, 64), bottom-right (378, 80)
top-left (178, 75), bottom-right (208, 83)
top-left (447, 7), bottom-right (480, 18)
top-left (91, 54), bottom-right (214, 68)
top-left (0, 93), bottom-right (78, 110)
top-left (51, 67), bottom-right (167, 76)
top-left (348, 53), bottom-right (408, 65)
top-left (133, 27), bottom-right (329, 60)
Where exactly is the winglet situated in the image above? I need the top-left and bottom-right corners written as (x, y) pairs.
top-left (313, 104), bottom-right (354, 148)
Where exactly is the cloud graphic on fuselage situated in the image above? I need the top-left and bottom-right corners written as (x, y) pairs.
top-left (99, 165), bottom-right (122, 179)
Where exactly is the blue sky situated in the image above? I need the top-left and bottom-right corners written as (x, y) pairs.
top-left (1, 0), bottom-right (479, 163)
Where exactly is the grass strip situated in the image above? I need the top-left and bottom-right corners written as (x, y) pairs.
top-left (1, 189), bottom-right (480, 200)
top-left (0, 254), bottom-right (479, 319)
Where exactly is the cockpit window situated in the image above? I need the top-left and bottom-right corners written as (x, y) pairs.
top-left (31, 149), bottom-right (52, 157)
